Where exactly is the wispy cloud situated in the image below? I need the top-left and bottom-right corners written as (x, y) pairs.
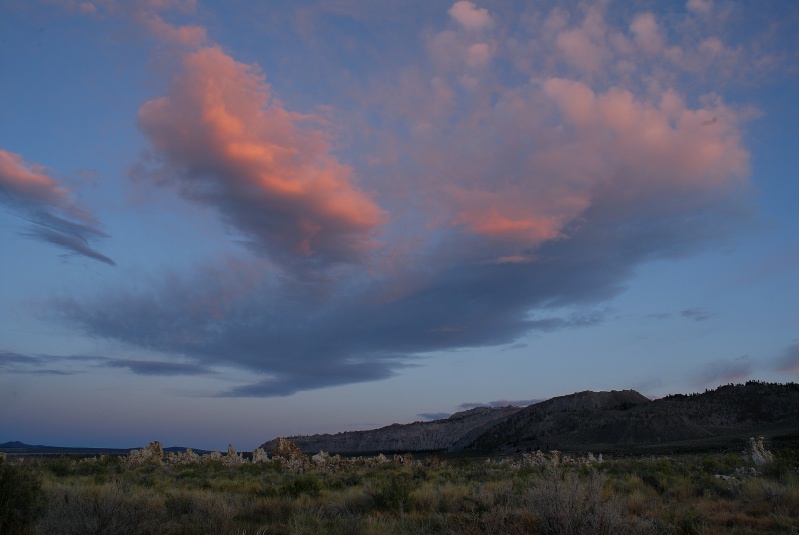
top-left (692, 355), bottom-right (753, 387)
top-left (0, 149), bottom-right (114, 265)
top-left (0, 349), bottom-right (40, 368)
top-left (0, 349), bottom-right (105, 375)
top-left (681, 308), bottom-right (716, 322)
top-left (775, 342), bottom-right (799, 374)
top-left (105, 359), bottom-right (213, 376)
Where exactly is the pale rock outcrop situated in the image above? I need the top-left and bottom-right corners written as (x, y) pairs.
top-left (311, 450), bottom-right (331, 465)
top-left (166, 448), bottom-right (200, 465)
top-left (224, 444), bottom-right (245, 466)
top-left (252, 448), bottom-right (269, 463)
top-left (746, 436), bottom-right (773, 466)
top-left (127, 441), bottom-right (164, 465)
top-left (272, 438), bottom-right (309, 470)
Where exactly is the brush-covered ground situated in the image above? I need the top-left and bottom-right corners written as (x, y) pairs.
top-left (2, 447), bottom-right (798, 535)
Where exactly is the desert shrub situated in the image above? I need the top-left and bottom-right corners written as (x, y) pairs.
top-left (369, 474), bottom-right (415, 513)
top-left (526, 471), bottom-right (629, 535)
top-left (0, 459), bottom-right (45, 535)
top-left (45, 457), bottom-right (74, 477)
top-left (412, 481), bottom-right (470, 513)
top-left (280, 474), bottom-right (321, 498)
top-left (665, 505), bottom-right (707, 535)
top-left (321, 485), bottom-right (372, 516)
top-left (180, 490), bottom-right (237, 535)
top-left (36, 482), bottom-right (164, 535)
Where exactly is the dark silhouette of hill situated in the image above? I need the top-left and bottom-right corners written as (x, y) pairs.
top-left (0, 441), bottom-right (211, 456)
top-left (261, 381), bottom-right (799, 455)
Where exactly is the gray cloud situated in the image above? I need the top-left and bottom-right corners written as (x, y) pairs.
top-left (0, 350), bottom-right (41, 368)
top-left (106, 359), bottom-right (214, 377)
top-left (0, 149), bottom-right (114, 265)
top-left (0, 349), bottom-right (106, 375)
top-left (50, 1), bottom-right (758, 398)
top-left (54, 193), bottom-right (751, 397)
top-left (681, 308), bottom-right (716, 322)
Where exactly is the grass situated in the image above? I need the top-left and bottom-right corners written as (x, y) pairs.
top-left (2, 447), bottom-right (797, 534)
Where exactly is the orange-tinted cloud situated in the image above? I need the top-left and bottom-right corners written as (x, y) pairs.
top-left (0, 149), bottom-right (113, 264)
top-left (136, 46), bottom-right (385, 268)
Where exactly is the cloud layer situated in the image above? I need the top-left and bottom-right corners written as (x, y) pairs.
top-left (53, 1), bottom-right (769, 397)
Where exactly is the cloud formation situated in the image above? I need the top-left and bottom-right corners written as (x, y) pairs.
top-left (105, 359), bottom-right (213, 376)
top-left (54, 1), bottom-right (768, 397)
top-left (0, 149), bottom-right (113, 265)
top-left (135, 45), bottom-right (385, 270)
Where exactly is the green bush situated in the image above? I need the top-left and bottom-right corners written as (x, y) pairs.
top-left (0, 459), bottom-right (45, 535)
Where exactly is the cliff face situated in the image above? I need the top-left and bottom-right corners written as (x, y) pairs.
top-left (260, 405), bottom-right (521, 454)
top-left (260, 382), bottom-right (799, 455)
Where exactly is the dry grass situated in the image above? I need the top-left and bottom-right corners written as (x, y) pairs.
top-left (3, 448), bottom-right (794, 535)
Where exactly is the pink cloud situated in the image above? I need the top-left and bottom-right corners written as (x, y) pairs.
top-left (61, 0), bottom-right (206, 47)
top-left (136, 46), bottom-right (385, 267)
top-left (448, 1), bottom-right (493, 32)
top-left (0, 149), bottom-right (113, 264)
top-left (0, 149), bottom-right (72, 210)
top-left (555, 5), bottom-right (611, 75)
top-left (629, 13), bottom-right (664, 55)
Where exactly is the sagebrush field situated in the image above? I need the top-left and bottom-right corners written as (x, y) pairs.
top-left (1, 444), bottom-right (798, 535)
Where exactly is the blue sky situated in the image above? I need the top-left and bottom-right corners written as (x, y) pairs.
top-left (1, 0), bottom-right (797, 450)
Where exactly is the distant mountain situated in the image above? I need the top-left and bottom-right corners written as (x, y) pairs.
top-left (260, 382), bottom-right (799, 455)
top-left (0, 442), bottom-right (211, 456)
top-left (0, 442), bottom-right (132, 455)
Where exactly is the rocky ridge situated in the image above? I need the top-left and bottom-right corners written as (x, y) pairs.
top-left (261, 405), bottom-right (521, 454)
top-left (261, 382), bottom-right (799, 455)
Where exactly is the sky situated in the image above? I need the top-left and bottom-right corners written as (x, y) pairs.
top-left (1, 0), bottom-right (797, 451)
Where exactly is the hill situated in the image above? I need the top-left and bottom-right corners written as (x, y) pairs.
top-left (261, 405), bottom-right (521, 455)
top-left (261, 382), bottom-right (799, 455)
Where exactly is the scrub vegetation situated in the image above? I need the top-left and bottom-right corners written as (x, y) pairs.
top-left (2, 446), bottom-right (798, 534)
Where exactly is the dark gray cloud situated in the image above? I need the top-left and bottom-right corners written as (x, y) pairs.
top-left (0, 149), bottom-right (114, 265)
top-left (105, 359), bottom-right (214, 377)
top-left (53, 190), bottom-right (750, 397)
top-left (0, 349), bottom-right (41, 368)
top-left (0, 349), bottom-right (105, 375)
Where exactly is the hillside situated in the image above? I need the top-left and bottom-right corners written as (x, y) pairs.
top-left (261, 382), bottom-right (799, 455)
top-left (261, 405), bottom-right (521, 454)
